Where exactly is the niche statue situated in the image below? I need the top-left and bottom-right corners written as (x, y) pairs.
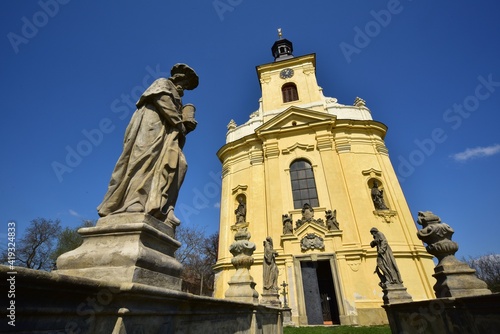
top-left (97, 64), bottom-right (199, 225)
top-left (371, 180), bottom-right (388, 210)
top-left (234, 196), bottom-right (247, 225)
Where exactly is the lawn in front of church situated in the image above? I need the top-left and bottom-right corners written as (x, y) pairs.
top-left (284, 325), bottom-right (391, 333)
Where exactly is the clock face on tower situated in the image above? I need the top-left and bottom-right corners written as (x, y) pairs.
top-left (280, 68), bottom-right (294, 79)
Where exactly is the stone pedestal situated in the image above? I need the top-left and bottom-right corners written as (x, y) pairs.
top-left (282, 307), bottom-right (294, 326)
top-left (383, 293), bottom-right (500, 334)
top-left (0, 266), bottom-right (283, 334)
top-left (225, 228), bottom-right (259, 304)
top-left (416, 211), bottom-right (492, 298)
top-left (55, 213), bottom-right (183, 290)
top-left (382, 283), bottom-right (413, 305)
top-left (433, 255), bottom-right (491, 298)
top-left (261, 291), bottom-right (282, 307)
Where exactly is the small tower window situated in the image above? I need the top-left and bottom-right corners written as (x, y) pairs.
top-left (282, 83), bottom-right (299, 103)
top-left (290, 159), bottom-right (319, 209)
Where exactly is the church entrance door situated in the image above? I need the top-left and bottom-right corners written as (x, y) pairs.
top-left (300, 260), bottom-right (340, 325)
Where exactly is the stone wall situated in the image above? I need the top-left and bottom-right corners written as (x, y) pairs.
top-left (383, 294), bottom-right (500, 334)
top-left (0, 266), bottom-right (282, 333)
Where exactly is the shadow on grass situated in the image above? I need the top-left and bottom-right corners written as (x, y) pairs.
top-left (284, 325), bottom-right (391, 334)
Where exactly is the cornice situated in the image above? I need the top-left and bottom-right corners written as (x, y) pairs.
top-left (256, 53), bottom-right (317, 78)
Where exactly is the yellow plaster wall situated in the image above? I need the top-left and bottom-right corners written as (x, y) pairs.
top-left (213, 53), bottom-right (436, 326)
top-left (257, 54), bottom-right (322, 116)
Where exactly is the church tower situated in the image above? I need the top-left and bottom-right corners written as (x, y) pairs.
top-left (213, 31), bottom-right (435, 326)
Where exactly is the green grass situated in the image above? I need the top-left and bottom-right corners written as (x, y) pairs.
top-left (284, 325), bottom-right (391, 334)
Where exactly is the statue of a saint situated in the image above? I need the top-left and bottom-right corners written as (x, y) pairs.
top-left (371, 181), bottom-right (388, 210)
top-left (325, 209), bottom-right (339, 230)
top-left (234, 196), bottom-right (246, 225)
top-left (263, 237), bottom-right (278, 292)
top-left (282, 214), bottom-right (293, 235)
top-left (370, 227), bottom-right (402, 286)
top-left (302, 203), bottom-right (314, 221)
top-left (97, 64), bottom-right (199, 225)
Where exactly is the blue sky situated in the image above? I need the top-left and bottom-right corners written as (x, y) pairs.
top-left (1, 1), bottom-right (499, 258)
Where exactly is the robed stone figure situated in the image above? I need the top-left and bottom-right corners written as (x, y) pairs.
top-left (371, 181), bottom-right (388, 210)
top-left (97, 64), bottom-right (199, 225)
top-left (370, 227), bottom-right (402, 286)
top-left (263, 237), bottom-right (279, 292)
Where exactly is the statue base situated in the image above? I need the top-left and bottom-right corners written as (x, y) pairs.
top-left (433, 255), bottom-right (492, 298)
top-left (225, 278), bottom-right (259, 304)
top-left (55, 213), bottom-right (183, 290)
top-left (382, 283), bottom-right (413, 305)
top-left (282, 307), bottom-right (294, 326)
top-left (260, 290), bottom-right (282, 307)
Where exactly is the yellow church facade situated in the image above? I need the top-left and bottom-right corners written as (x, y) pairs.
top-left (213, 35), bottom-right (435, 326)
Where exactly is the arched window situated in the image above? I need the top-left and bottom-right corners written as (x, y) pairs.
top-left (282, 83), bottom-right (299, 103)
top-left (290, 159), bottom-right (319, 209)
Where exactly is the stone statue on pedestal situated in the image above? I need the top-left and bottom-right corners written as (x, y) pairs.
top-left (97, 64), bottom-right (199, 226)
top-left (263, 237), bottom-right (278, 292)
top-left (56, 64), bottom-right (199, 290)
top-left (261, 236), bottom-right (281, 307)
top-left (370, 227), bottom-right (402, 286)
top-left (370, 227), bottom-right (412, 304)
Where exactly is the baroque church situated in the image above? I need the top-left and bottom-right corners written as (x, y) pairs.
top-left (213, 33), bottom-right (435, 326)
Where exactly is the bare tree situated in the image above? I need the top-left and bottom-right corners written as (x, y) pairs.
top-left (203, 232), bottom-right (219, 265)
top-left (465, 254), bottom-right (500, 292)
top-left (175, 225), bottom-right (219, 296)
top-left (51, 219), bottom-right (96, 264)
top-left (16, 218), bottom-right (62, 271)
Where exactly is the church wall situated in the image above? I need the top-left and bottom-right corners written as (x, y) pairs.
top-left (259, 55), bottom-right (321, 118)
top-left (214, 120), bottom-right (436, 324)
top-left (213, 44), bottom-right (436, 326)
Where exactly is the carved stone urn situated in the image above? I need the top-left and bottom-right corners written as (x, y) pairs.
top-left (225, 228), bottom-right (259, 303)
top-left (416, 211), bottom-right (491, 298)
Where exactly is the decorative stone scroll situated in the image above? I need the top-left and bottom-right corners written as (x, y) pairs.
top-left (300, 233), bottom-right (324, 251)
top-left (373, 209), bottom-right (398, 223)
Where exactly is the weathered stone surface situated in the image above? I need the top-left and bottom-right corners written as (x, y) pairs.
top-left (416, 211), bottom-right (491, 298)
top-left (325, 209), bottom-right (340, 231)
top-left (282, 214), bottom-right (293, 235)
top-left (282, 307), bottom-right (294, 326)
top-left (55, 213), bottom-right (183, 290)
top-left (225, 228), bottom-right (259, 304)
top-left (261, 291), bottom-right (281, 307)
top-left (263, 237), bottom-right (279, 293)
top-left (371, 180), bottom-right (389, 210)
top-left (382, 283), bottom-right (413, 305)
top-left (370, 227), bottom-right (403, 286)
top-left (433, 255), bottom-right (492, 298)
top-left (97, 64), bottom-right (199, 225)
top-left (0, 266), bottom-right (283, 334)
top-left (383, 293), bottom-right (500, 334)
